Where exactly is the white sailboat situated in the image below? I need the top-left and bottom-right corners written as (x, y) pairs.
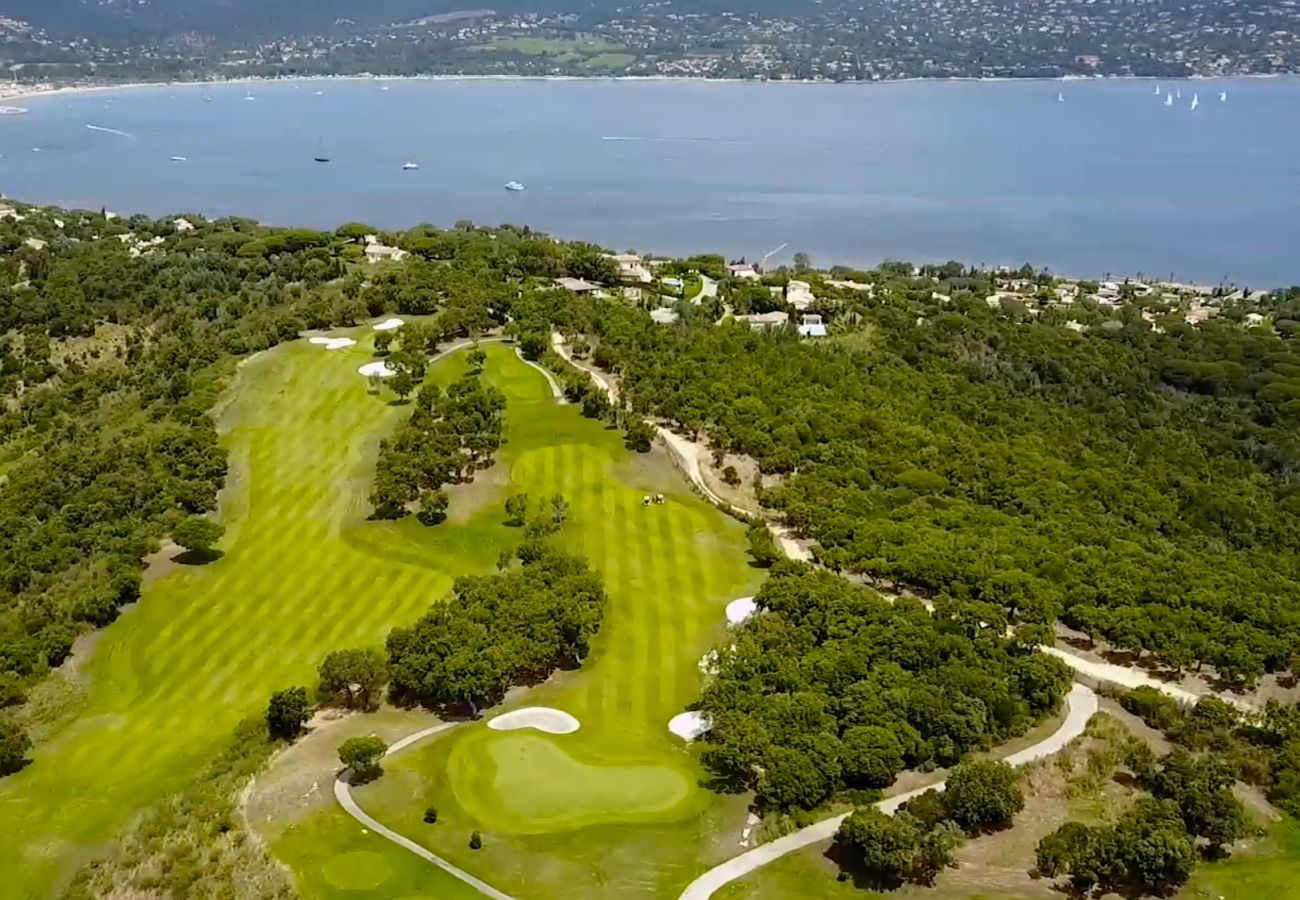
top-left (1176, 87), bottom-right (1182, 99)
top-left (1057, 92), bottom-right (1065, 103)
top-left (1154, 84), bottom-right (1161, 95)
top-left (244, 88), bottom-right (255, 102)
top-left (1190, 93), bottom-right (1199, 110)
top-left (1164, 92), bottom-right (1174, 107)
top-left (1219, 91), bottom-right (1228, 102)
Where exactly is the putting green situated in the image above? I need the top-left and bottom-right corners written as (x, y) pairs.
top-left (322, 850), bottom-right (393, 890)
top-left (448, 731), bottom-right (692, 832)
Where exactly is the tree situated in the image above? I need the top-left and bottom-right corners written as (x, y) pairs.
top-left (793, 251), bottom-right (812, 271)
top-left (760, 744), bottom-right (836, 810)
top-left (0, 673), bottom-right (26, 708)
top-left (1035, 821), bottom-right (1097, 877)
top-left (550, 493), bottom-right (568, 526)
top-left (0, 716), bottom-right (31, 776)
top-left (266, 686), bottom-right (311, 741)
top-left (389, 369), bottom-right (417, 401)
top-left (623, 419), bottom-right (655, 453)
top-left (910, 821), bottom-right (962, 885)
top-left (469, 830), bottom-right (483, 849)
top-left (467, 348), bottom-right (487, 372)
top-left (317, 647), bottom-right (389, 710)
top-left (417, 489), bottom-right (450, 526)
top-left (172, 516), bottom-right (224, 554)
top-left (942, 760), bottom-right (1024, 831)
top-left (841, 725), bottom-right (905, 788)
top-left (835, 807), bottom-right (920, 887)
top-left (374, 331), bottom-right (394, 355)
top-left (339, 735), bottom-right (387, 782)
top-left (722, 465), bottom-right (741, 486)
top-left (505, 493), bottom-right (529, 526)
top-left (424, 806), bottom-right (438, 824)
top-left (746, 521), bottom-right (782, 568)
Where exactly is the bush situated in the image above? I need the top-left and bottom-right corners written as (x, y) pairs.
top-left (172, 516), bottom-right (225, 553)
top-left (423, 806), bottom-right (438, 824)
top-left (265, 686), bottom-right (311, 741)
top-left (942, 760), bottom-right (1024, 831)
top-left (1120, 686), bottom-right (1184, 732)
top-left (469, 830), bottom-right (482, 850)
top-left (338, 736), bottom-right (388, 781)
top-left (0, 715), bottom-right (32, 776)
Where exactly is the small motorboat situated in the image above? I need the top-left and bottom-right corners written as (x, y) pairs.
top-left (402, 162), bottom-right (419, 170)
top-left (504, 180), bottom-right (525, 192)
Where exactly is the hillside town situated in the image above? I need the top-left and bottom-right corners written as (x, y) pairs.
top-left (1, 0), bottom-right (1298, 86)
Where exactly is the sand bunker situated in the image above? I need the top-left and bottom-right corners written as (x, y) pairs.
top-left (309, 337), bottom-right (357, 350)
top-left (668, 710), bottom-right (709, 741)
top-left (358, 361), bottom-right (397, 378)
top-left (373, 317), bottom-right (405, 331)
top-left (487, 706), bottom-right (580, 735)
top-left (725, 597), bottom-right (758, 625)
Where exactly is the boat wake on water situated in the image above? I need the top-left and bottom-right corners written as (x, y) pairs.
top-left (85, 124), bottom-right (132, 138)
top-left (601, 135), bottom-right (755, 145)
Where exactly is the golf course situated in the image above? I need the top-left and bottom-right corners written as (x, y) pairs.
top-left (0, 327), bottom-right (759, 897)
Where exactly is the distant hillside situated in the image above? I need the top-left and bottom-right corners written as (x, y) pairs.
top-left (0, 0), bottom-right (515, 38)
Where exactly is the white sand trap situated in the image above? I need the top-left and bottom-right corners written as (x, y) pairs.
top-left (310, 337), bottom-right (357, 350)
top-left (373, 317), bottom-right (405, 331)
top-left (726, 597), bottom-right (758, 625)
top-left (668, 710), bottom-right (709, 741)
top-left (487, 706), bottom-right (580, 735)
top-left (358, 361), bottom-right (397, 378)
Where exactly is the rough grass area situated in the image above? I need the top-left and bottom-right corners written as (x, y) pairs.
top-left (0, 335), bottom-right (558, 897)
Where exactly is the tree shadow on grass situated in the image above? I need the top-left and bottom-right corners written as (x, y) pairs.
top-left (824, 839), bottom-right (905, 892)
top-left (173, 548), bottom-right (224, 566)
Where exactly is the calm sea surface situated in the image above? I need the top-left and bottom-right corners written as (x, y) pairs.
top-left (3, 77), bottom-right (1299, 284)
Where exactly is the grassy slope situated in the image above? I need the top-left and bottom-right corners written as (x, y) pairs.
top-left (272, 343), bottom-right (761, 898)
top-left (0, 334), bottom-right (544, 896)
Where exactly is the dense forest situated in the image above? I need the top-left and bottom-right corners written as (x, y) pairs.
top-left (696, 564), bottom-right (1071, 811)
top-left (386, 542), bottom-right (607, 712)
top-left (370, 367), bottom-right (507, 520)
top-left (562, 272), bottom-right (1300, 687)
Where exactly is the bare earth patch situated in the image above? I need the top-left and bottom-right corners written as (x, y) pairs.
top-left (245, 706), bottom-right (442, 839)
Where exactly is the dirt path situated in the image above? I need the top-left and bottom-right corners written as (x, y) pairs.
top-left (334, 723), bottom-right (515, 900)
top-left (677, 684), bottom-right (1099, 900)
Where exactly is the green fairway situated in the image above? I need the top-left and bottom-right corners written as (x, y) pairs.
top-left (0, 335), bottom-right (563, 896)
top-left (306, 338), bottom-right (761, 896)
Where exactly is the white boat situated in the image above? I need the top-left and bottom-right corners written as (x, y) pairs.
top-left (203, 96), bottom-right (214, 103)
top-left (504, 180), bottom-right (526, 192)
top-left (402, 162), bottom-right (419, 171)
top-left (1219, 91), bottom-right (1228, 102)
top-left (1164, 92), bottom-right (1174, 107)
top-left (170, 155), bottom-right (188, 162)
top-left (381, 86), bottom-right (390, 91)
top-left (1190, 93), bottom-right (1199, 110)
top-left (1154, 84), bottom-right (1161, 95)
top-left (1176, 88), bottom-right (1182, 99)
top-left (244, 89), bottom-right (255, 102)
top-left (313, 91), bottom-right (324, 96)
top-left (1057, 92), bottom-right (1065, 103)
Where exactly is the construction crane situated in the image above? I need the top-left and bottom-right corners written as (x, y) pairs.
top-left (759, 242), bottom-right (788, 273)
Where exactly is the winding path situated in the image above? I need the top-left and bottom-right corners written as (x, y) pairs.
top-left (334, 723), bottom-right (516, 900)
top-left (677, 684), bottom-right (1099, 900)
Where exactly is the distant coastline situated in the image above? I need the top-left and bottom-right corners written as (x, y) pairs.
top-left (4, 70), bottom-right (1296, 105)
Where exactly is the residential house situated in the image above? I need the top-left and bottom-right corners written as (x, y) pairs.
top-left (554, 277), bottom-right (603, 294)
top-left (736, 310), bottom-right (789, 330)
top-left (727, 263), bottom-right (760, 281)
top-left (606, 253), bottom-right (653, 283)
top-left (798, 314), bottom-right (827, 338)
